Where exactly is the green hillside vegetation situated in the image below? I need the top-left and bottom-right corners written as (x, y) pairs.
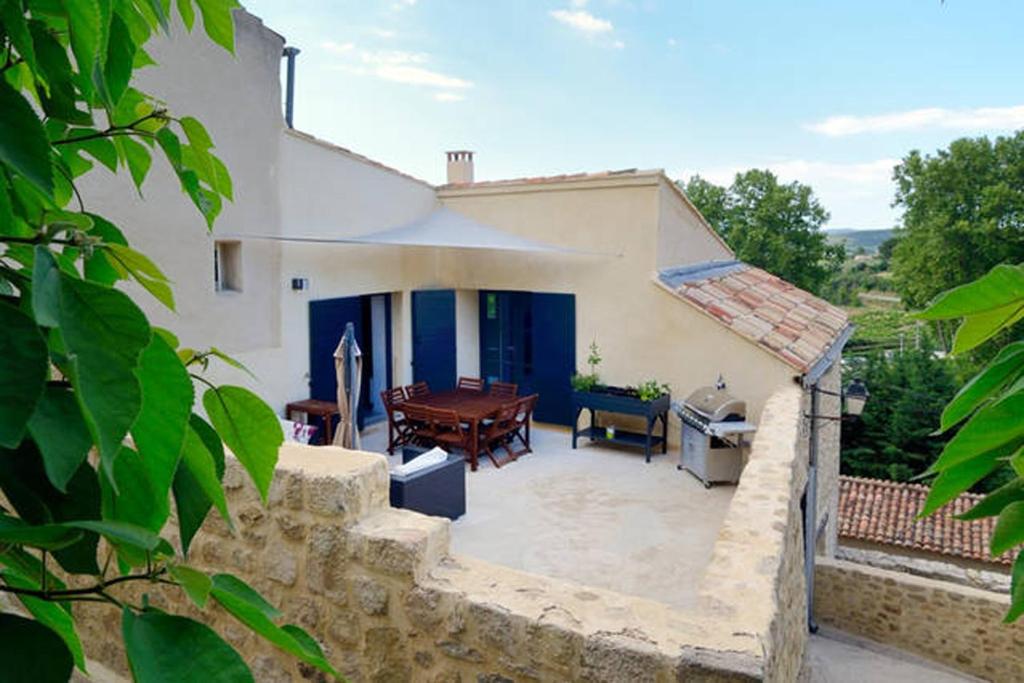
top-left (826, 228), bottom-right (894, 254)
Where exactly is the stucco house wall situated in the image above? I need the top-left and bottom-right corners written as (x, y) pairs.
top-left (78, 12), bottom-right (285, 357)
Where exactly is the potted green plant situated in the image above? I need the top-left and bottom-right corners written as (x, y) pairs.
top-left (569, 343), bottom-right (671, 462)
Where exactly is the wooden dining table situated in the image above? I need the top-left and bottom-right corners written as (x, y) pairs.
top-left (404, 389), bottom-right (509, 471)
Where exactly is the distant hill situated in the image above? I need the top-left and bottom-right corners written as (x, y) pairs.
top-left (826, 228), bottom-right (894, 254)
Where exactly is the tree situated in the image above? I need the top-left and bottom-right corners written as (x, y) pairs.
top-left (681, 170), bottom-right (845, 294)
top-left (890, 132), bottom-right (1024, 310)
top-left (0, 1), bottom-right (337, 680)
top-left (841, 339), bottom-right (958, 482)
top-left (917, 263), bottom-right (1024, 622)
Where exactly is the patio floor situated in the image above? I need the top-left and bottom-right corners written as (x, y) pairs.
top-left (360, 422), bottom-right (734, 610)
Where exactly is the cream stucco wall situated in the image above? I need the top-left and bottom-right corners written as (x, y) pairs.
top-left (79, 12), bottom-right (285, 357)
top-left (438, 178), bottom-right (796, 430)
top-left (655, 179), bottom-right (734, 269)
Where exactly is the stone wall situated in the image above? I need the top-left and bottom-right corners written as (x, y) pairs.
top-left (815, 557), bottom-right (1024, 682)
top-left (67, 386), bottom-right (813, 681)
top-left (698, 386), bottom-right (810, 682)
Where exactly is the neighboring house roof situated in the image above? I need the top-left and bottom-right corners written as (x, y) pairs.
top-left (437, 167), bottom-right (660, 190)
top-left (656, 260), bottom-right (849, 372)
top-left (838, 475), bottom-right (1011, 567)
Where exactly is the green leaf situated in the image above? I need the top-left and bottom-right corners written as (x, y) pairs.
top-left (102, 446), bottom-right (171, 533)
top-left (153, 327), bottom-right (180, 349)
top-left (31, 247), bottom-right (61, 327)
top-left (918, 264), bottom-right (1024, 321)
top-left (1006, 552), bottom-right (1024, 623)
top-left (952, 301), bottom-right (1024, 355)
top-left (77, 136), bottom-right (119, 172)
top-left (941, 342), bottom-right (1024, 431)
top-left (203, 386), bottom-right (282, 502)
top-left (0, 445), bottom-right (102, 574)
top-left (0, 301), bottom-right (49, 448)
top-left (0, 76), bottom-right (53, 194)
top-left (210, 153), bottom-right (233, 200)
top-left (992, 501), bottom-right (1024, 557)
top-left (0, 612), bottom-right (74, 683)
top-left (921, 452), bottom-right (1002, 517)
top-left (169, 564), bottom-right (212, 608)
top-left (122, 608), bottom-right (253, 683)
top-left (177, 0), bottom-right (196, 30)
top-left (131, 334), bottom-right (194, 495)
top-left (57, 274), bottom-right (150, 481)
top-left (180, 421), bottom-right (229, 522)
top-left (928, 392), bottom-right (1024, 473)
top-left (30, 20), bottom-right (90, 125)
top-left (211, 583), bottom-right (337, 676)
top-left (1, 568), bottom-right (86, 671)
top-left (156, 127), bottom-right (183, 169)
top-left (208, 346), bottom-right (255, 378)
top-left (179, 116), bottom-right (213, 152)
top-left (27, 386), bottom-right (94, 492)
top-left (82, 213), bottom-right (128, 285)
top-left (67, 519), bottom-right (163, 552)
top-left (210, 574), bottom-right (280, 619)
top-left (106, 242), bottom-right (175, 309)
top-left (172, 417), bottom-right (225, 554)
top-left (961, 478), bottom-right (1024, 521)
top-left (0, 515), bottom-right (83, 550)
top-left (117, 136), bottom-right (153, 192)
top-left (104, 13), bottom-right (137, 107)
top-left (194, 0), bottom-right (239, 52)
top-left (0, 1), bottom-right (39, 79)
top-left (281, 624), bottom-right (329, 663)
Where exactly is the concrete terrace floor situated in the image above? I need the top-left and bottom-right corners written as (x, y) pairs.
top-left (359, 423), bottom-right (734, 611)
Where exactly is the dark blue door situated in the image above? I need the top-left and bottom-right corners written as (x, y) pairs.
top-left (412, 290), bottom-right (456, 391)
top-left (529, 293), bottom-right (575, 425)
top-left (479, 291), bottom-right (575, 425)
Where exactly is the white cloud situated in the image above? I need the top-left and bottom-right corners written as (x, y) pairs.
top-left (549, 9), bottom-right (613, 34)
top-left (667, 38), bottom-right (677, 48)
top-left (434, 92), bottom-right (465, 102)
top-left (321, 41), bottom-right (355, 54)
top-left (370, 28), bottom-right (396, 39)
top-left (374, 65), bottom-right (472, 89)
top-left (327, 44), bottom-right (473, 91)
top-left (358, 49), bottom-right (428, 65)
top-left (679, 158), bottom-right (899, 228)
top-left (807, 105), bottom-right (1024, 137)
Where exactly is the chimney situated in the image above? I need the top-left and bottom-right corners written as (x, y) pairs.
top-left (446, 150), bottom-right (474, 184)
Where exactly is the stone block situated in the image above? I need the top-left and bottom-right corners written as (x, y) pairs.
top-left (265, 549), bottom-right (299, 586)
top-left (307, 524), bottom-right (346, 597)
top-left (349, 509), bottom-right (450, 580)
top-left (353, 575), bottom-right (390, 616)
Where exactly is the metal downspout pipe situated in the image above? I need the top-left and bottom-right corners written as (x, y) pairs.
top-left (804, 383), bottom-right (819, 633)
top-left (283, 46), bottom-right (300, 128)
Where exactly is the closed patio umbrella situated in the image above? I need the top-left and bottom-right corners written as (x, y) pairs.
top-left (332, 322), bottom-right (363, 449)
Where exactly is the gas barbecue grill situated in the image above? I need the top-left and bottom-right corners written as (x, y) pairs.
top-left (674, 384), bottom-right (756, 488)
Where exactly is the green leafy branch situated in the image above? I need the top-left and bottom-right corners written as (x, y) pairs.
top-left (0, 0), bottom-right (340, 681)
top-left (916, 263), bottom-right (1024, 622)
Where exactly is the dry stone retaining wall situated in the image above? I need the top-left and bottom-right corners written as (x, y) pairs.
top-left (68, 386), bottom-right (813, 681)
top-left (815, 557), bottom-right (1024, 682)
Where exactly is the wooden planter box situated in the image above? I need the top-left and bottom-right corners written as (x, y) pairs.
top-left (571, 389), bottom-right (670, 463)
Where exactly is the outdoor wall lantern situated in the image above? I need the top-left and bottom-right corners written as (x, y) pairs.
top-left (807, 378), bottom-right (870, 421)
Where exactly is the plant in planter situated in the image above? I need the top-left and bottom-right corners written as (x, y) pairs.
top-left (634, 380), bottom-right (671, 403)
top-left (570, 340), bottom-right (603, 392)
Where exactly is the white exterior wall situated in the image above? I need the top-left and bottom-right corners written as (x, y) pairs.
top-left (655, 179), bottom-right (734, 269)
top-left (79, 12), bottom-right (285, 358)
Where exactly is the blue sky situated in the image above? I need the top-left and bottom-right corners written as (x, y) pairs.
top-left (242, 0), bottom-right (1024, 229)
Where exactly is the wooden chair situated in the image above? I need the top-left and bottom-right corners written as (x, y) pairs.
top-left (429, 408), bottom-right (472, 457)
top-left (510, 394), bottom-right (539, 457)
top-left (406, 381), bottom-right (431, 399)
top-left (479, 402), bottom-right (520, 468)
top-left (381, 387), bottom-right (411, 455)
top-left (401, 403), bottom-right (436, 447)
top-left (457, 376), bottom-right (484, 393)
top-left (488, 381), bottom-right (518, 398)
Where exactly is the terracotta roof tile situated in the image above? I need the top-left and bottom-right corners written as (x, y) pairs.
top-left (658, 261), bottom-right (850, 371)
top-left (838, 476), bottom-right (1014, 567)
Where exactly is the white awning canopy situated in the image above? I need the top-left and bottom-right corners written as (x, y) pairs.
top-left (224, 207), bottom-right (608, 255)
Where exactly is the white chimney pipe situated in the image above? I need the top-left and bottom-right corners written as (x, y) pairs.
top-left (446, 150), bottom-right (474, 184)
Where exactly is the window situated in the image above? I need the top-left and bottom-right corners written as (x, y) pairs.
top-left (214, 240), bottom-right (242, 292)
